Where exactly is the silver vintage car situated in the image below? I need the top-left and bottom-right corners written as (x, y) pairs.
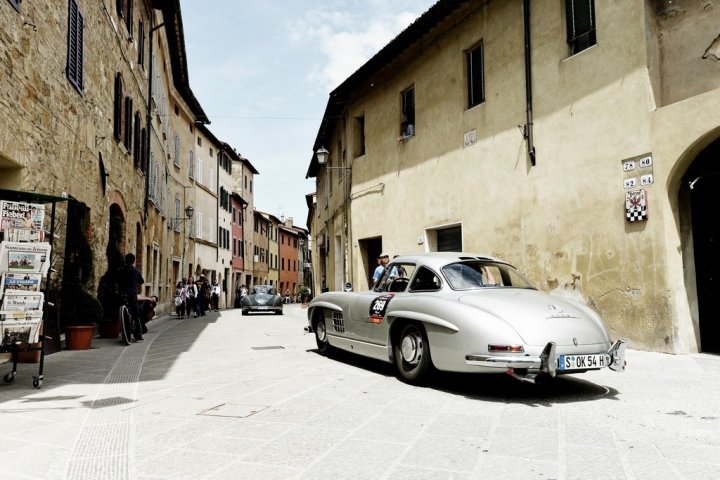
top-left (241, 285), bottom-right (283, 315)
top-left (305, 253), bottom-right (625, 384)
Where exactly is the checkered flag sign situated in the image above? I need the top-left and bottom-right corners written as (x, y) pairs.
top-left (625, 189), bottom-right (648, 222)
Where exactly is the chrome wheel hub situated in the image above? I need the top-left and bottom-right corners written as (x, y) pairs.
top-left (401, 334), bottom-right (421, 364)
top-left (316, 322), bottom-right (326, 342)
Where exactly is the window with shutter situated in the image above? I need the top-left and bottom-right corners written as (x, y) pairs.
top-left (174, 197), bottom-right (181, 231)
top-left (189, 151), bottom-right (194, 178)
top-left (174, 135), bottom-right (180, 166)
top-left (402, 86), bottom-right (415, 126)
top-left (67, 0), bottom-right (84, 93)
top-left (125, 0), bottom-right (134, 39)
top-left (139, 127), bottom-right (147, 171)
top-left (565, 0), bottom-right (596, 55)
top-left (138, 20), bottom-right (145, 68)
top-left (148, 152), bottom-right (155, 201)
top-left (124, 97), bottom-right (133, 151)
top-left (466, 42), bottom-right (485, 109)
top-left (133, 111), bottom-right (141, 166)
top-left (113, 74), bottom-right (123, 140)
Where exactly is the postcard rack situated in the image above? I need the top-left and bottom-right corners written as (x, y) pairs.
top-left (0, 189), bottom-right (66, 389)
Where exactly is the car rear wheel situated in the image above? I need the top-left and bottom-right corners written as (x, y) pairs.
top-left (394, 323), bottom-right (431, 383)
top-left (314, 318), bottom-right (330, 354)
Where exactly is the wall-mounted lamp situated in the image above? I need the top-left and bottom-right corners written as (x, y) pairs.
top-left (316, 147), bottom-right (330, 166)
top-left (175, 205), bottom-right (194, 225)
top-left (316, 147), bottom-right (350, 171)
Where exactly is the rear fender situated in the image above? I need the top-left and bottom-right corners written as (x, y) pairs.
top-left (385, 311), bottom-right (460, 364)
top-left (387, 310), bottom-right (459, 333)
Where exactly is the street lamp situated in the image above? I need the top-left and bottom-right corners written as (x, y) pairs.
top-left (185, 205), bottom-right (194, 219)
top-left (316, 147), bottom-right (329, 166)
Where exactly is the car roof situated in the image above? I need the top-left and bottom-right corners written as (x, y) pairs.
top-left (389, 252), bottom-right (510, 270)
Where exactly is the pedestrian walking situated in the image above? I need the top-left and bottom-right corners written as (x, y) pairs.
top-left (186, 277), bottom-right (197, 317)
top-left (211, 281), bottom-right (221, 311)
top-left (175, 281), bottom-right (186, 318)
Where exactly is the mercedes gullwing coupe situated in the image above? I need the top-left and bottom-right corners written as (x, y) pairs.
top-left (241, 285), bottom-right (283, 315)
top-left (305, 253), bottom-right (626, 384)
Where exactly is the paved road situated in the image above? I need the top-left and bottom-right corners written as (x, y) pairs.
top-left (1, 304), bottom-right (719, 479)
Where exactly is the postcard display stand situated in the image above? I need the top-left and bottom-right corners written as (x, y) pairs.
top-left (0, 197), bottom-right (55, 389)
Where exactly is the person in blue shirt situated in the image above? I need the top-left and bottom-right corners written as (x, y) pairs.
top-left (372, 253), bottom-right (390, 287)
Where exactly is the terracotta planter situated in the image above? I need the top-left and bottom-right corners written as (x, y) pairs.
top-left (98, 319), bottom-right (120, 338)
top-left (65, 325), bottom-right (95, 350)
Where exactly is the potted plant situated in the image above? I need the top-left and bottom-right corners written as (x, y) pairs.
top-left (59, 199), bottom-right (102, 349)
top-left (62, 287), bottom-right (103, 349)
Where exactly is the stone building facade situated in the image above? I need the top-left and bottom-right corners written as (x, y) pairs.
top-left (0, 1), bottom-right (258, 321)
top-left (307, 0), bottom-right (720, 353)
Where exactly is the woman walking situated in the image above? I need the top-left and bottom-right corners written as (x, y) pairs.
top-left (175, 281), bottom-right (186, 318)
top-left (185, 277), bottom-right (197, 317)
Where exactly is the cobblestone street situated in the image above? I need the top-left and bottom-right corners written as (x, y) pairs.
top-left (1, 304), bottom-right (719, 480)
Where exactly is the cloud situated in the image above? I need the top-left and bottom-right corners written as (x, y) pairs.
top-left (289, 9), bottom-right (425, 92)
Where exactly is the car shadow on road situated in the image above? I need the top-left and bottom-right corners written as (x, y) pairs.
top-left (427, 371), bottom-right (620, 406)
top-left (313, 348), bottom-right (619, 406)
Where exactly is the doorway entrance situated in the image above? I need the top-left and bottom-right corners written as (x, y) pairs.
top-left (684, 138), bottom-right (720, 352)
top-left (359, 237), bottom-right (382, 290)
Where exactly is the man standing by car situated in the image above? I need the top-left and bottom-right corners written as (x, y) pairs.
top-left (116, 253), bottom-right (145, 342)
top-left (372, 253), bottom-right (390, 286)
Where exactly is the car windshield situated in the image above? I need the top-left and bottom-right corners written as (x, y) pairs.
top-left (441, 261), bottom-right (535, 290)
top-left (253, 286), bottom-right (276, 295)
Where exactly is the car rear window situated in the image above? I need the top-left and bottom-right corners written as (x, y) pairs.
top-left (441, 261), bottom-right (534, 290)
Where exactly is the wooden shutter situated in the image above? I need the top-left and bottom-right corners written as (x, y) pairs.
top-left (113, 74), bottom-right (123, 140)
top-left (124, 97), bottom-right (133, 150)
top-left (67, 0), bottom-right (84, 92)
top-left (566, 0), bottom-right (595, 42)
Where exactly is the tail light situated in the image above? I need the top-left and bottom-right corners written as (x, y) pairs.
top-left (488, 345), bottom-right (524, 353)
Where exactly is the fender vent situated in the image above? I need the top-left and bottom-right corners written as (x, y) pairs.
top-left (332, 311), bottom-right (345, 333)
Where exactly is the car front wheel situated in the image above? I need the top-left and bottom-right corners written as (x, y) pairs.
top-left (394, 323), bottom-right (431, 383)
top-left (314, 318), bottom-right (329, 354)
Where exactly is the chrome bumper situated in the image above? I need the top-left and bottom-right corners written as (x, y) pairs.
top-left (465, 339), bottom-right (627, 377)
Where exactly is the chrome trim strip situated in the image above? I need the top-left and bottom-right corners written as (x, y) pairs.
top-left (465, 354), bottom-right (542, 368)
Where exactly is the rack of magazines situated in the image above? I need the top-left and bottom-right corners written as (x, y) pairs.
top-left (0, 189), bottom-right (66, 389)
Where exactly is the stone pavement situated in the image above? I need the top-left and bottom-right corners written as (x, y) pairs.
top-left (0, 304), bottom-right (719, 480)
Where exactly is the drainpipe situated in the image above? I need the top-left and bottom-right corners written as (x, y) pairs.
top-left (523, 0), bottom-right (536, 166)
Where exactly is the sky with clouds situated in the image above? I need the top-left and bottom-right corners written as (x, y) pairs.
top-left (179, 0), bottom-right (437, 226)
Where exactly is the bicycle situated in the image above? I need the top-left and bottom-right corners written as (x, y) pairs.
top-left (118, 295), bottom-right (135, 345)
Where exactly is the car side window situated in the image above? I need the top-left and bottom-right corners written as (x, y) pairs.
top-left (377, 262), bottom-right (415, 292)
top-left (409, 267), bottom-right (441, 291)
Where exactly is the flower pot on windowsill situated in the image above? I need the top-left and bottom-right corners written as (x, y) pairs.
top-left (65, 325), bottom-right (95, 350)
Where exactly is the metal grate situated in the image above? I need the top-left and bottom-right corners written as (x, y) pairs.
top-left (332, 311), bottom-right (345, 333)
top-left (251, 346), bottom-right (285, 350)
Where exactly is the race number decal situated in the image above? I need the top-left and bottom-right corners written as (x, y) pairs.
top-left (369, 294), bottom-right (394, 324)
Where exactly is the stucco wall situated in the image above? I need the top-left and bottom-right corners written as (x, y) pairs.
top-left (315, 0), bottom-right (720, 353)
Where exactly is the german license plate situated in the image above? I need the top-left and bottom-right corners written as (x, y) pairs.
top-left (257, 306), bottom-right (269, 310)
top-left (558, 354), bottom-right (606, 371)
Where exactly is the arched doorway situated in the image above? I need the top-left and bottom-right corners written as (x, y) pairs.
top-left (107, 204), bottom-right (125, 268)
top-left (683, 137), bottom-right (720, 352)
